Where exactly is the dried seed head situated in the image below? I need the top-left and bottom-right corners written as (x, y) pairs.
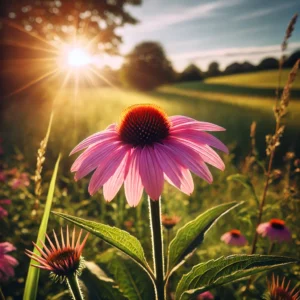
top-left (282, 14), bottom-right (298, 51)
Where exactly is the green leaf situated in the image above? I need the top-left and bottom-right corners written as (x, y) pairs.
top-left (105, 251), bottom-right (156, 300)
top-left (167, 202), bottom-right (241, 273)
top-left (81, 261), bottom-right (126, 300)
top-left (52, 212), bottom-right (152, 278)
top-left (227, 174), bottom-right (259, 205)
top-left (23, 153), bottom-right (61, 300)
top-left (175, 254), bottom-right (297, 300)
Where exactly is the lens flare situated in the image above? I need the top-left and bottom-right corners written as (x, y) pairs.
top-left (67, 48), bottom-right (91, 67)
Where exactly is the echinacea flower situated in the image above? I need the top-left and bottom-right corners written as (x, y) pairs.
top-left (257, 219), bottom-right (291, 243)
top-left (71, 104), bottom-right (228, 206)
top-left (221, 229), bottom-right (247, 246)
top-left (161, 215), bottom-right (181, 230)
top-left (265, 273), bottom-right (299, 300)
top-left (0, 199), bottom-right (11, 219)
top-left (11, 172), bottom-right (30, 189)
top-left (197, 291), bottom-right (214, 300)
top-left (0, 242), bottom-right (19, 282)
top-left (25, 227), bottom-right (89, 283)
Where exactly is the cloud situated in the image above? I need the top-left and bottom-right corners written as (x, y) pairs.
top-left (234, 2), bottom-right (297, 21)
top-left (126, 0), bottom-right (241, 33)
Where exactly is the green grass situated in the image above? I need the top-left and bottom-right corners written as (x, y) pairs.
top-left (205, 69), bottom-right (300, 89)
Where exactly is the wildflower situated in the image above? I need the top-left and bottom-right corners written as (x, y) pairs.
top-left (257, 219), bottom-right (291, 243)
top-left (221, 229), bottom-right (247, 246)
top-left (11, 172), bottom-right (30, 189)
top-left (161, 215), bottom-right (180, 230)
top-left (71, 104), bottom-right (227, 206)
top-left (0, 199), bottom-right (11, 218)
top-left (25, 227), bottom-right (89, 283)
top-left (124, 220), bottom-right (134, 230)
top-left (197, 291), bottom-right (214, 300)
top-left (0, 171), bottom-right (5, 182)
top-left (0, 242), bottom-right (19, 282)
top-left (265, 273), bottom-right (299, 300)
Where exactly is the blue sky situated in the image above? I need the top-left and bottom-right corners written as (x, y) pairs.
top-left (115, 0), bottom-right (300, 71)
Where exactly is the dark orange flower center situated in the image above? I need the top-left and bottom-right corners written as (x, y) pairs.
top-left (47, 248), bottom-right (80, 276)
top-left (230, 229), bottom-right (241, 238)
top-left (272, 287), bottom-right (294, 300)
top-left (118, 104), bottom-right (170, 147)
top-left (270, 219), bottom-right (285, 230)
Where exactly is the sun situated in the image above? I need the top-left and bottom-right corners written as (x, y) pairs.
top-left (67, 47), bottom-right (91, 67)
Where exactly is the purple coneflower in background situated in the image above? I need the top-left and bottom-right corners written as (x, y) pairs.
top-left (0, 242), bottom-right (18, 282)
top-left (221, 229), bottom-right (247, 246)
top-left (197, 291), bottom-right (214, 300)
top-left (26, 227), bottom-right (89, 283)
top-left (257, 219), bottom-right (291, 243)
top-left (71, 104), bottom-right (228, 206)
top-left (161, 215), bottom-right (181, 230)
top-left (0, 199), bottom-right (11, 218)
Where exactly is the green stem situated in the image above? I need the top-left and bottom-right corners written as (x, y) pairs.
top-left (66, 275), bottom-right (84, 300)
top-left (268, 242), bottom-right (275, 254)
top-left (149, 198), bottom-right (165, 300)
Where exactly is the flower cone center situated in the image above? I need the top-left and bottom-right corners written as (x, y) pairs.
top-left (230, 229), bottom-right (241, 238)
top-left (118, 104), bottom-right (170, 147)
top-left (270, 219), bottom-right (285, 230)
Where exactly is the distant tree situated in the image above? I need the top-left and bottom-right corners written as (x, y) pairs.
top-left (206, 61), bottom-right (220, 77)
top-left (283, 50), bottom-right (300, 68)
top-left (120, 41), bottom-right (174, 90)
top-left (241, 62), bottom-right (256, 73)
top-left (0, 0), bottom-right (141, 54)
top-left (178, 64), bottom-right (203, 82)
top-left (257, 57), bottom-right (278, 70)
top-left (224, 61), bottom-right (256, 75)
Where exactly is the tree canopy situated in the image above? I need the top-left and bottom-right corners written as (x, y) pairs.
top-left (120, 41), bottom-right (174, 90)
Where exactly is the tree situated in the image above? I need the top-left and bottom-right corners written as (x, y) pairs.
top-left (283, 50), bottom-right (300, 68)
top-left (120, 41), bottom-right (174, 90)
top-left (0, 0), bottom-right (141, 55)
top-left (178, 64), bottom-right (203, 82)
top-left (206, 61), bottom-right (220, 77)
top-left (257, 57), bottom-right (278, 70)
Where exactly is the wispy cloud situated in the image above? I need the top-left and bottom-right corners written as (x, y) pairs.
top-left (234, 2), bottom-right (297, 21)
top-left (128, 0), bottom-right (241, 33)
top-left (170, 42), bottom-right (300, 61)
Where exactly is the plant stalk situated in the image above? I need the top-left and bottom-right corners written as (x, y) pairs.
top-left (149, 198), bottom-right (165, 300)
top-left (66, 275), bottom-right (84, 300)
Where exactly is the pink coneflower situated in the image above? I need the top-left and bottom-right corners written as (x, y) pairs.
top-left (0, 199), bottom-right (11, 218)
top-left (71, 104), bottom-right (227, 206)
top-left (197, 291), bottom-right (214, 300)
top-left (0, 242), bottom-right (19, 282)
top-left (257, 219), bottom-right (291, 243)
top-left (11, 172), bottom-right (30, 189)
top-left (221, 229), bottom-right (248, 246)
top-left (266, 273), bottom-right (300, 300)
top-left (25, 227), bottom-right (89, 283)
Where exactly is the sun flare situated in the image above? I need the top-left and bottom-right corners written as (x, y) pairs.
top-left (67, 48), bottom-right (91, 67)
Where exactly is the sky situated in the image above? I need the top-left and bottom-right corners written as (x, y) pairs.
top-left (112, 0), bottom-right (300, 71)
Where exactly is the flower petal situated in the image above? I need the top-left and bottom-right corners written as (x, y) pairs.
top-left (88, 145), bottom-right (129, 195)
top-left (164, 139), bottom-right (213, 183)
top-left (103, 150), bottom-right (130, 202)
top-left (72, 140), bottom-right (121, 180)
top-left (154, 143), bottom-right (194, 195)
top-left (171, 129), bottom-right (228, 153)
top-left (139, 147), bottom-right (164, 200)
top-left (70, 126), bottom-right (118, 155)
top-left (124, 148), bottom-right (144, 207)
top-left (173, 137), bottom-right (225, 170)
top-left (169, 116), bottom-right (225, 131)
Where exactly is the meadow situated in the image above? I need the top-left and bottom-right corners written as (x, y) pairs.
top-left (1, 67), bottom-right (300, 299)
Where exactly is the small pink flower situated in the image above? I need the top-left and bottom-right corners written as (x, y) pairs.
top-left (11, 172), bottom-right (30, 189)
top-left (0, 172), bottom-right (6, 182)
top-left (257, 219), bottom-right (291, 243)
top-left (0, 242), bottom-right (19, 282)
top-left (197, 291), bottom-right (214, 300)
top-left (0, 199), bottom-right (11, 219)
top-left (71, 104), bottom-right (228, 206)
top-left (221, 229), bottom-right (247, 246)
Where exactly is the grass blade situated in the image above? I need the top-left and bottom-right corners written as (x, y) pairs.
top-left (23, 154), bottom-right (61, 300)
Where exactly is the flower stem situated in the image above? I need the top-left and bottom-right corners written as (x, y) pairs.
top-left (149, 198), bottom-right (165, 300)
top-left (66, 275), bottom-right (84, 300)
